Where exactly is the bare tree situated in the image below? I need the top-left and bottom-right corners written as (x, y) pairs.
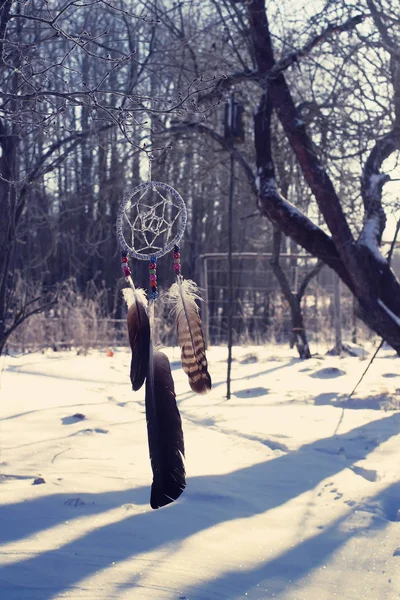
top-left (247, 0), bottom-right (400, 352)
top-left (193, 0), bottom-right (400, 352)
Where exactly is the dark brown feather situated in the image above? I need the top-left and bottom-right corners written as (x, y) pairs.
top-left (126, 290), bottom-right (150, 391)
top-left (145, 350), bottom-right (186, 509)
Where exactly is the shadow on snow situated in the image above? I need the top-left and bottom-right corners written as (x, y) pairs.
top-left (1, 414), bottom-right (399, 599)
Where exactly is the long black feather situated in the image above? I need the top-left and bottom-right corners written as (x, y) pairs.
top-left (123, 287), bottom-right (150, 391)
top-left (145, 350), bottom-right (186, 509)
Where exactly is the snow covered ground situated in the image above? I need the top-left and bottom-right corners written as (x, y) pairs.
top-left (1, 343), bottom-right (400, 599)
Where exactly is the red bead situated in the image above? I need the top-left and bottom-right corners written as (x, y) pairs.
top-left (174, 264), bottom-right (181, 273)
top-left (173, 252), bottom-right (180, 259)
top-left (121, 256), bottom-right (128, 263)
top-left (149, 262), bottom-right (156, 270)
top-left (123, 266), bottom-right (131, 277)
top-left (150, 274), bottom-right (157, 282)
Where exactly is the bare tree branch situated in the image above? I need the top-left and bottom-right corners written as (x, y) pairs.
top-left (162, 120), bottom-right (257, 194)
top-left (269, 14), bottom-right (365, 79)
top-left (247, 0), bottom-right (356, 260)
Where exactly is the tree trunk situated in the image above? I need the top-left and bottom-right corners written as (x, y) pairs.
top-left (333, 273), bottom-right (342, 354)
top-left (270, 227), bottom-right (311, 359)
top-left (0, 121), bottom-right (17, 354)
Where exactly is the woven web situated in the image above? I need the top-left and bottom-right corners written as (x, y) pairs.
top-left (117, 182), bottom-right (186, 260)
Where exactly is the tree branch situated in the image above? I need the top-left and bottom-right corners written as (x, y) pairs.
top-left (200, 12), bottom-right (365, 103)
top-left (4, 294), bottom-right (57, 343)
top-left (252, 90), bottom-right (355, 292)
top-left (297, 260), bottom-right (324, 302)
top-left (0, 0), bottom-right (13, 58)
top-left (365, 0), bottom-right (400, 60)
top-left (270, 226), bottom-right (312, 358)
top-left (162, 121), bottom-right (258, 195)
top-left (359, 127), bottom-right (400, 246)
top-left (269, 14), bottom-right (365, 79)
top-left (247, 0), bottom-right (356, 262)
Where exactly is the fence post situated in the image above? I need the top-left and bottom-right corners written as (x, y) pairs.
top-left (333, 272), bottom-right (342, 353)
top-left (199, 255), bottom-right (209, 349)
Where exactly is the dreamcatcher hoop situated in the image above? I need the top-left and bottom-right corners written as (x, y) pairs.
top-left (116, 181), bottom-right (187, 260)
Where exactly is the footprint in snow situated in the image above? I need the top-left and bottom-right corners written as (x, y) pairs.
top-left (70, 428), bottom-right (109, 436)
top-left (239, 354), bottom-right (259, 364)
top-left (329, 488), bottom-right (343, 500)
top-left (317, 481), bottom-right (341, 498)
top-left (234, 387), bottom-right (269, 398)
top-left (310, 367), bottom-right (346, 379)
top-left (32, 477), bottom-right (45, 485)
top-left (61, 413), bottom-right (86, 425)
top-left (64, 497), bottom-right (95, 507)
top-left (81, 428), bottom-right (109, 434)
top-left (345, 500), bottom-right (357, 507)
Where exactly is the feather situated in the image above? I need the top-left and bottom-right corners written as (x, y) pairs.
top-left (167, 279), bottom-right (211, 394)
top-left (145, 350), bottom-right (186, 509)
top-left (123, 286), bottom-right (150, 391)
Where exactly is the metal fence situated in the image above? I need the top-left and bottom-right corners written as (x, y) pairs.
top-left (199, 252), bottom-right (367, 347)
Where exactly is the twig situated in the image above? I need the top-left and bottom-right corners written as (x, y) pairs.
top-left (348, 339), bottom-right (383, 399)
top-left (386, 218), bottom-right (400, 263)
top-left (52, 447), bottom-right (72, 463)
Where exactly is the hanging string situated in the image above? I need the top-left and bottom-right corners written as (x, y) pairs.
top-left (148, 153), bottom-right (152, 183)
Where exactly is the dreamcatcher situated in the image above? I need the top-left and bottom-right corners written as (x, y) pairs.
top-left (116, 180), bottom-right (211, 509)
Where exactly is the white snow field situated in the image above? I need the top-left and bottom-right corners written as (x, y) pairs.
top-left (1, 343), bottom-right (400, 600)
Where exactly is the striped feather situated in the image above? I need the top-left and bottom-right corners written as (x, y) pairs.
top-left (168, 279), bottom-right (211, 394)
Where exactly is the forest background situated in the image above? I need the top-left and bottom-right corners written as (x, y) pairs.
top-left (0, 0), bottom-right (399, 358)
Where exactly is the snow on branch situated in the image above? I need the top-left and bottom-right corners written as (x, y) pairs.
top-left (361, 131), bottom-right (398, 211)
top-left (358, 213), bottom-right (387, 264)
top-left (360, 129), bottom-right (400, 246)
top-left (378, 299), bottom-right (400, 330)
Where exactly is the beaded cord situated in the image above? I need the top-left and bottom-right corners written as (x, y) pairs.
top-left (121, 251), bottom-right (131, 278)
top-left (173, 245), bottom-right (181, 276)
top-left (149, 256), bottom-right (158, 299)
